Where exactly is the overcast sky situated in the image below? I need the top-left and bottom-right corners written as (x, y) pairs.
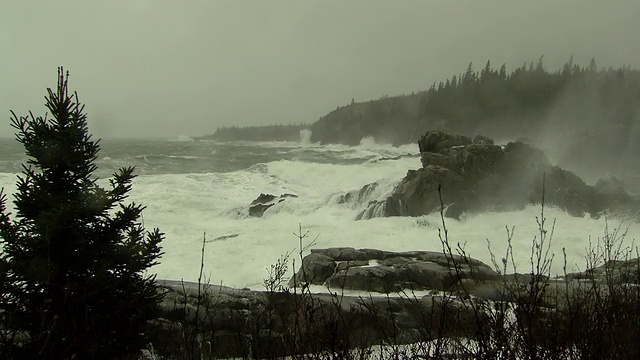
top-left (1, 1), bottom-right (639, 139)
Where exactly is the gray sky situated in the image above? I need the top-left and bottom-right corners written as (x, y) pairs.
top-left (1, 1), bottom-right (639, 139)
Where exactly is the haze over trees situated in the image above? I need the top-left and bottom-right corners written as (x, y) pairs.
top-left (306, 58), bottom-right (640, 183)
top-left (196, 58), bottom-right (640, 185)
top-left (203, 58), bottom-right (640, 164)
top-left (310, 58), bottom-right (637, 142)
top-left (200, 124), bottom-right (309, 142)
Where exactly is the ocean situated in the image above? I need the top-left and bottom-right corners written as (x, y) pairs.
top-left (0, 136), bottom-right (637, 290)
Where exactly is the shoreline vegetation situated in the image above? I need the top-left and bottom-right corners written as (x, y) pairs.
top-left (151, 205), bottom-right (639, 359)
top-left (1, 63), bottom-right (639, 359)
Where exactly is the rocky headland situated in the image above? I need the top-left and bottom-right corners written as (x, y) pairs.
top-left (357, 131), bottom-right (639, 220)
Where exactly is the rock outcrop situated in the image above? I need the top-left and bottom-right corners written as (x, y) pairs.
top-left (360, 131), bottom-right (640, 219)
top-left (153, 278), bottom-right (480, 359)
top-left (152, 249), bottom-right (640, 358)
top-left (289, 247), bottom-right (498, 293)
top-left (334, 182), bottom-right (379, 207)
top-left (248, 193), bottom-right (298, 217)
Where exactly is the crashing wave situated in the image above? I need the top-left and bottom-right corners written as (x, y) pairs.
top-left (299, 129), bottom-right (313, 144)
top-left (176, 135), bottom-right (194, 142)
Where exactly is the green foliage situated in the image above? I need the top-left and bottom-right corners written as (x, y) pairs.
top-left (0, 68), bottom-right (164, 359)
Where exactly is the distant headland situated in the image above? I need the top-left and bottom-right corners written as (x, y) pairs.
top-left (196, 58), bottom-right (640, 184)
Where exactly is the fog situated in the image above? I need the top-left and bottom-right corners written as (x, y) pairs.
top-left (1, 1), bottom-right (640, 139)
top-left (530, 69), bottom-right (640, 187)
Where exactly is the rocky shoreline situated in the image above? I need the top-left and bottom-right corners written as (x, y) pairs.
top-left (241, 131), bottom-right (640, 222)
top-left (153, 132), bottom-right (640, 358)
top-left (357, 131), bottom-right (640, 220)
top-left (152, 247), bottom-right (639, 358)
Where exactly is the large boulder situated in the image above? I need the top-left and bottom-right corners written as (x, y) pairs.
top-left (311, 247), bottom-right (384, 261)
top-left (288, 253), bottom-right (336, 286)
top-left (418, 131), bottom-right (472, 153)
top-left (295, 248), bottom-right (499, 294)
top-left (371, 131), bottom-right (640, 220)
top-left (420, 151), bottom-right (452, 168)
top-left (442, 144), bottom-right (504, 176)
top-left (327, 266), bottom-right (401, 293)
top-left (402, 262), bottom-right (456, 290)
top-left (502, 141), bottom-right (550, 170)
top-left (472, 134), bottom-right (495, 145)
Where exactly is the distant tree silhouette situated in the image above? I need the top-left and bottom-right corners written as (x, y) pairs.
top-left (202, 123), bottom-right (310, 142)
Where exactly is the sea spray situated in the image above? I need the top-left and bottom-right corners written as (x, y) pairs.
top-left (1, 139), bottom-right (638, 290)
top-left (299, 129), bottom-right (313, 144)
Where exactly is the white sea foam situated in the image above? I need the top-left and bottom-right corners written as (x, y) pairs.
top-left (175, 135), bottom-right (194, 142)
top-left (299, 129), bottom-right (313, 144)
top-left (1, 153), bottom-right (638, 292)
top-left (359, 136), bottom-right (377, 147)
top-left (123, 160), bottom-right (640, 289)
top-left (167, 155), bottom-right (199, 160)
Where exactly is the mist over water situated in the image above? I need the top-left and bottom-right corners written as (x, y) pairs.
top-left (530, 71), bottom-right (640, 191)
top-left (299, 129), bottom-right (313, 144)
top-left (2, 138), bottom-right (635, 290)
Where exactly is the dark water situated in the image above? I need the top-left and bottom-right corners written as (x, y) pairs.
top-left (0, 138), bottom-right (386, 178)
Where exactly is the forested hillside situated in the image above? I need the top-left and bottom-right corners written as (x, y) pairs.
top-left (310, 58), bottom-right (640, 183)
top-left (198, 58), bottom-right (640, 184)
top-left (311, 58), bottom-right (639, 144)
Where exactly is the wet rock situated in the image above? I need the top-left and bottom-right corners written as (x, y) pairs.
top-left (248, 193), bottom-right (298, 217)
top-left (403, 261), bottom-right (455, 290)
top-left (473, 134), bottom-right (495, 145)
top-left (288, 253), bottom-right (336, 286)
top-left (420, 151), bottom-right (452, 168)
top-left (443, 144), bottom-right (504, 176)
top-left (251, 193), bottom-right (277, 205)
top-left (444, 203), bottom-right (464, 219)
top-left (335, 259), bottom-right (369, 273)
top-left (374, 165), bottom-right (467, 217)
top-left (371, 131), bottom-right (640, 220)
top-left (327, 266), bottom-right (401, 293)
top-left (297, 248), bottom-right (498, 294)
top-left (311, 247), bottom-right (383, 261)
top-left (418, 131), bottom-right (472, 153)
top-left (336, 182), bottom-right (379, 206)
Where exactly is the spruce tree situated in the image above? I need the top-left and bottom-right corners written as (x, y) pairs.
top-left (0, 68), bottom-right (164, 359)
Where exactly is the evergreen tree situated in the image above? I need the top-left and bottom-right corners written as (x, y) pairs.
top-left (499, 64), bottom-right (507, 79)
top-left (0, 68), bottom-right (164, 359)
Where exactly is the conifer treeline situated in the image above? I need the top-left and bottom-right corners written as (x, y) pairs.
top-left (309, 57), bottom-right (640, 148)
top-left (197, 58), bottom-right (639, 155)
top-left (199, 123), bottom-right (309, 142)
top-left (417, 57), bottom-right (639, 137)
